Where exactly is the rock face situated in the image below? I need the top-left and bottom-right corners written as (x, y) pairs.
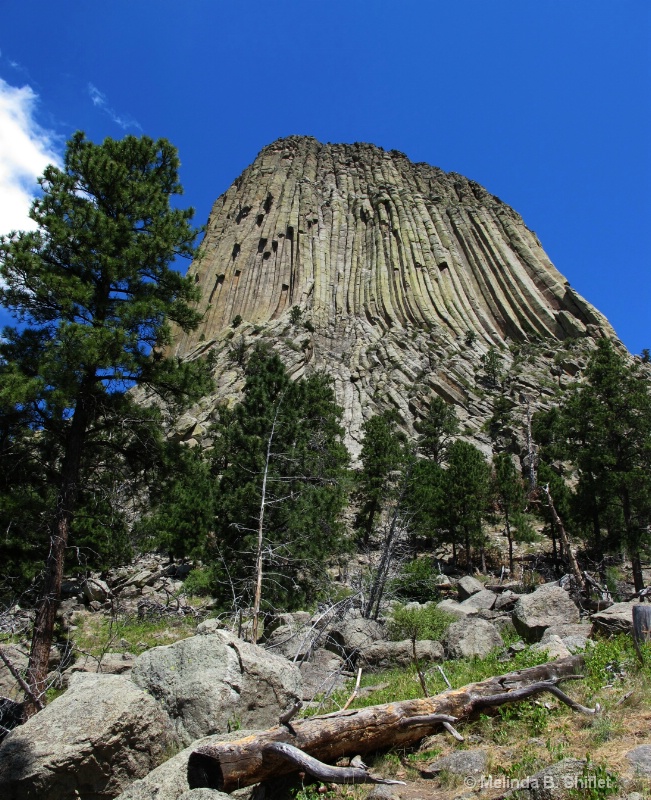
top-left (168, 136), bottom-right (616, 457)
top-left (0, 673), bottom-right (178, 800)
top-left (512, 583), bottom-right (580, 642)
top-left (131, 630), bottom-right (302, 745)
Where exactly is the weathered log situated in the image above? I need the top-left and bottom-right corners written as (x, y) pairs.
top-left (188, 655), bottom-right (585, 792)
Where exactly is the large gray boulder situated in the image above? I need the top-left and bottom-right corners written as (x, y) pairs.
top-left (0, 645), bottom-right (29, 701)
top-left (591, 601), bottom-right (637, 634)
top-left (459, 589), bottom-right (497, 611)
top-left (436, 598), bottom-right (476, 619)
top-left (360, 639), bottom-right (444, 670)
top-left (324, 616), bottom-right (385, 661)
top-left (443, 618), bottom-right (503, 659)
top-left (457, 575), bottom-right (485, 600)
top-left (114, 730), bottom-right (260, 800)
top-left (131, 630), bottom-right (302, 745)
top-left (298, 648), bottom-right (348, 700)
top-left (0, 673), bottom-right (179, 800)
top-left (512, 583), bottom-right (580, 642)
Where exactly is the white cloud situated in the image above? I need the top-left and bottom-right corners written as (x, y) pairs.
top-left (88, 83), bottom-right (141, 131)
top-left (0, 78), bottom-right (61, 235)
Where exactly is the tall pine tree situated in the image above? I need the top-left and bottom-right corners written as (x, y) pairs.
top-left (0, 132), bottom-right (211, 716)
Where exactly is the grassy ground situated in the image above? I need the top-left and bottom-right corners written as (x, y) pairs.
top-left (297, 636), bottom-right (651, 800)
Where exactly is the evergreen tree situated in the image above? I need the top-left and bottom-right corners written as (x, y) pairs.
top-left (0, 132), bottom-right (211, 715)
top-left (354, 410), bottom-right (408, 545)
top-left (414, 395), bottom-right (458, 465)
top-left (211, 347), bottom-right (350, 615)
top-left (134, 443), bottom-right (216, 561)
top-left (443, 441), bottom-right (490, 570)
top-left (492, 453), bottom-right (535, 574)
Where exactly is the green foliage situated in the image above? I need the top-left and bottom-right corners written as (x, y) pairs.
top-left (414, 395), bottom-right (459, 464)
top-left (354, 410), bottom-right (408, 545)
top-left (390, 557), bottom-right (442, 602)
top-left (387, 603), bottom-right (455, 642)
top-left (231, 314), bottom-right (243, 328)
top-left (210, 346), bottom-right (350, 611)
top-left (464, 329), bottom-right (477, 347)
top-left (0, 132), bottom-right (213, 593)
top-left (403, 458), bottom-right (446, 541)
top-left (289, 305), bottom-right (303, 325)
top-left (443, 440), bottom-right (491, 565)
top-left (183, 567), bottom-right (215, 597)
top-left (534, 339), bottom-right (651, 587)
top-left (481, 345), bottom-right (503, 387)
top-left (133, 444), bottom-right (216, 560)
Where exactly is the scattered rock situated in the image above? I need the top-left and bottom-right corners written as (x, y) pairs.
top-left (530, 635), bottom-right (572, 660)
top-left (626, 744), bottom-right (651, 776)
top-left (0, 645), bottom-right (29, 702)
top-left (495, 590), bottom-right (521, 611)
top-left (436, 599), bottom-right (476, 619)
top-left (0, 673), bottom-right (179, 800)
top-left (591, 601), bottom-right (638, 635)
top-left (443, 618), bottom-right (503, 659)
top-left (504, 758), bottom-right (587, 799)
top-left (61, 652), bottom-right (135, 686)
top-left (420, 748), bottom-right (487, 777)
top-left (131, 630), bottom-right (302, 745)
top-left (299, 648), bottom-right (348, 700)
top-left (512, 583), bottom-right (580, 642)
top-left (324, 617), bottom-right (385, 661)
top-left (457, 576), bottom-right (485, 600)
top-left (82, 576), bottom-right (111, 603)
top-left (459, 589), bottom-right (497, 611)
top-left (360, 639), bottom-right (444, 670)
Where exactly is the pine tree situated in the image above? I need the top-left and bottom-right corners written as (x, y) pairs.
top-left (444, 441), bottom-right (490, 570)
top-left (354, 410), bottom-right (408, 546)
top-left (492, 453), bottom-right (535, 574)
top-left (211, 347), bottom-right (350, 617)
top-left (0, 132), bottom-right (211, 716)
top-left (414, 395), bottom-right (458, 465)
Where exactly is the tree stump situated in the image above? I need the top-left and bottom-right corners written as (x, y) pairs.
top-left (632, 603), bottom-right (651, 663)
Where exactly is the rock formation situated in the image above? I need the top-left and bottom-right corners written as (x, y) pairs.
top-left (169, 136), bottom-right (619, 457)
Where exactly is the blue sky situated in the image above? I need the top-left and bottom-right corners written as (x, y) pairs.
top-left (1, 1), bottom-right (649, 353)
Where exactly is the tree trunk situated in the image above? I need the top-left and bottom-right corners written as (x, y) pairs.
top-left (505, 510), bottom-right (513, 576)
top-left (24, 387), bottom-right (91, 719)
top-left (542, 485), bottom-right (584, 590)
top-left (188, 656), bottom-right (585, 792)
top-left (252, 401), bottom-right (282, 644)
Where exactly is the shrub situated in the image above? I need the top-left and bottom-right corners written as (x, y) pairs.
top-left (183, 567), bottom-right (214, 597)
top-left (387, 603), bottom-right (455, 642)
top-left (391, 557), bottom-right (441, 603)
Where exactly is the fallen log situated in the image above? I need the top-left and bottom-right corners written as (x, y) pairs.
top-left (188, 655), bottom-right (587, 792)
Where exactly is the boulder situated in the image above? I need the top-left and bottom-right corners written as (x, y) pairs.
top-left (324, 617), bottom-right (384, 661)
top-left (262, 611), bottom-right (312, 638)
top-left (195, 618), bottom-right (225, 635)
top-left (443, 618), bottom-right (503, 659)
top-left (419, 747), bottom-right (487, 777)
top-left (131, 630), bottom-right (302, 745)
top-left (360, 639), bottom-right (444, 670)
top-left (626, 744), bottom-right (651, 776)
top-left (61, 652), bottom-right (134, 686)
top-left (299, 649), bottom-right (348, 700)
top-left (82, 576), bottom-right (111, 603)
top-left (530, 635), bottom-right (572, 660)
top-left (494, 590), bottom-right (521, 611)
top-left (591, 601), bottom-right (638, 634)
top-left (457, 575), bottom-right (484, 600)
top-left (263, 620), bottom-right (315, 661)
top-left (0, 673), bottom-right (179, 800)
top-left (506, 758), bottom-right (587, 800)
top-left (540, 624), bottom-right (592, 654)
top-left (436, 598), bottom-right (476, 619)
top-left (0, 645), bottom-right (29, 701)
top-left (114, 730), bottom-right (260, 800)
top-left (459, 589), bottom-right (497, 611)
top-left (512, 583), bottom-right (580, 642)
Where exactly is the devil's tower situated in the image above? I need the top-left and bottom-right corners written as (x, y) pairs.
top-left (171, 136), bottom-right (618, 457)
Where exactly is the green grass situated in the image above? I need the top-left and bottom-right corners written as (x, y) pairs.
top-left (72, 612), bottom-right (198, 657)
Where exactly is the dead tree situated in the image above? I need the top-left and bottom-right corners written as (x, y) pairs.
top-left (542, 484), bottom-right (585, 591)
top-left (188, 655), bottom-right (592, 791)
